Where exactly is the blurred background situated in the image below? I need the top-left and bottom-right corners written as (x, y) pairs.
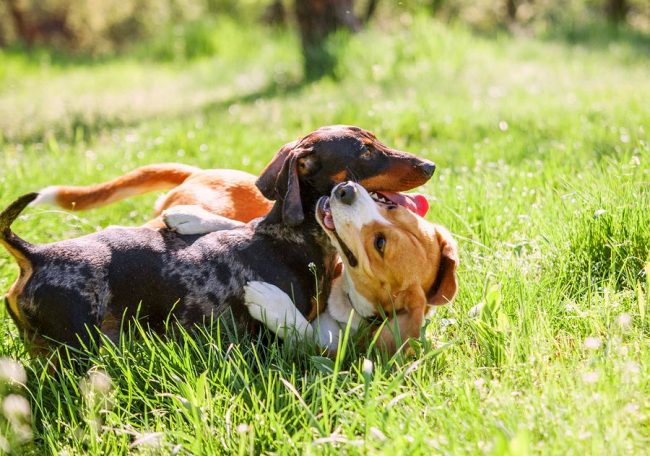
top-left (0, 1), bottom-right (648, 143)
top-left (1, 1), bottom-right (649, 60)
top-left (2, 1), bottom-right (649, 59)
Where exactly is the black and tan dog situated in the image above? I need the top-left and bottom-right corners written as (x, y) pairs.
top-left (0, 126), bottom-right (435, 355)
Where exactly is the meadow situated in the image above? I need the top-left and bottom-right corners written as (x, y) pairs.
top-left (0, 15), bottom-right (648, 454)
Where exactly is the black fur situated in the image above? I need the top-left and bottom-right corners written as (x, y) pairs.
top-left (1, 125), bottom-right (435, 351)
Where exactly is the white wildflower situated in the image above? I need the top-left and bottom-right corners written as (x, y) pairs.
top-left (362, 358), bottom-right (374, 378)
top-left (615, 313), bottom-right (632, 330)
top-left (2, 394), bottom-right (31, 422)
top-left (0, 358), bottom-right (26, 385)
top-left (583, 337), bottom-right (602, 350)
top-left (468, 303), bottom-right (484, 318)
top-left (81, 368), bottom-right (113, 397)
top-left (582, 371), bottom-right (599, 384)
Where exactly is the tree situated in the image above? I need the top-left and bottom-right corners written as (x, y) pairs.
top-left (606, 0), bottom-right (628, 23)
top-left (294, 0), bottom-right (361, 80)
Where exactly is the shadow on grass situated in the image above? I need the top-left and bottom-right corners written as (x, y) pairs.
top-left (540, 21), bottom-right (650, 57)
top-left (5, 77), bottom-right (307, 145)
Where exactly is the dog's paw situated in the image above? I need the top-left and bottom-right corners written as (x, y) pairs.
top-left (244, 281), bottom-right (294, 327)
top-left (161, 205), bottom-right (215, 234)
top-left (163, 205), bottom-right (243, 234)
top-left (163, 208), bottom-right (207, 234)
top-left (244, 281), bottom-right (312, 339)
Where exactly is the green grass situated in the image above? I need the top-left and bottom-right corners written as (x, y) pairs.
top-left (0, 15), bottom-right (649, 454)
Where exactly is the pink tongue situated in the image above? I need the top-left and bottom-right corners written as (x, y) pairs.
top-left (412, 194), bottom-right (429, 217)
top-left (323, 212), bottom-right (335, 230)
top-left (382, 192), bottom-right (429, 217)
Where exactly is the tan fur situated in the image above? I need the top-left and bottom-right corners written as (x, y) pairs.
top-left (334, 204), bottom-right (458, 355)
top-left (153, 169), bottom-right (273, 222)
top-left (357, 160), bottom-right (433, 192)
top-left (0, 239), bottom-right (32, 329)
top-left (54, 163), bottom-right (201, 211)
top-left (49, 165), bottom-right (274, 228)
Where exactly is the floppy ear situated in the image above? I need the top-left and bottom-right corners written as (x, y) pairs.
top-left (277, 152), bottom-right (306, 226)
top-left (427, 226), bottom-right (459, 306)
top-left (255, 140), bottom-right (312, 226)
top-left (376, 286), bottom-right (427, 355)
top-left (256, 140), bottom-right (299, 200)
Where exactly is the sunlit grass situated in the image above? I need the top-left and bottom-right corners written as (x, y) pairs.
top-left (0, 15), bottom-right (648, 454)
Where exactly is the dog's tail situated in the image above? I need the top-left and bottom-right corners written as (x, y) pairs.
top-left (0, 193), bottom-right (38, 262)
top-left (31, 163), bottom-right (200, 211)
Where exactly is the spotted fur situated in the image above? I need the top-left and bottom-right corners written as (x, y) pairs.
top-left (1, 126), bottom-right (435, 354)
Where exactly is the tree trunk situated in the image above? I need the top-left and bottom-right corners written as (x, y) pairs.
top-left (294, 0), bottom-right (361, 80)
top-left (364, 0), bottom-right (379, 22)
top-left (606, 0), bottom-right (628, 23)
top-left (7, 0), bottom-right (36, 45)
top-left (262, 1), bottom-right (287, 26)
top-left (505, 0), bottom-right (517, 21)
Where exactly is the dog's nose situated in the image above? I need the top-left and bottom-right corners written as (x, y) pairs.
top-left (417, 161), bottom-right (436, 178)
top-left (334, 182), bottom-right (357, 205)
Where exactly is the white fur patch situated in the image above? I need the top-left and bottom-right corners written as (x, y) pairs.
top-left (330, 183), bottom-right (390, 232)
top-left (162, 205), bottom-right (244, 234)
top-left (311, 311), bottom-right (343, 350)
top-left (342, 273), bottom-right (377, 318)
top-left (30, 186), bottom-right (60, 206)
top-left (327, 275), bottom-right (362, 328)
top-left (244, 281), bottom-right (313, 340)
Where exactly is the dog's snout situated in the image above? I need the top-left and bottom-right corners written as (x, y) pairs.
top-left (417, 161), bottom-right (436, 178)
top-left (334, 182), bottom-right (357, 205)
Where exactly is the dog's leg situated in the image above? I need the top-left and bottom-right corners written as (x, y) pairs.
top-left (162, 205), bottom-right (244, 234)
top-left (244, 281), bottom-right (313, 340)
top-left (311, 311), bottom-right (343, 351)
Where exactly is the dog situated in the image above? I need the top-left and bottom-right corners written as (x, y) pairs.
top-left (237, 182), bottom-right (458, 356)
top-left (0, 125), bottom-right (435, 355)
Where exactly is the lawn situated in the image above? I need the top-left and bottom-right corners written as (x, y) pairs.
top-left (0, 15), bottom-right (649, 454)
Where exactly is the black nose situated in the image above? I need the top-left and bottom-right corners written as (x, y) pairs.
top-left (417, 161), bottom-right (436, 178)
top-left (334, 182), bottom-right (357, 205)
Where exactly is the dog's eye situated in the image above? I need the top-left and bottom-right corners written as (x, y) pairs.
top-left (374, 233), bottom-right (386, 254)
top-left (360, 146), bottom-right (373, 159)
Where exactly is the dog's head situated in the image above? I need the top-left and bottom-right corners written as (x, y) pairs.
top-left (316, 182), bottom-right (458, 322)
top-left (256, 125), bottom-right (436, 226)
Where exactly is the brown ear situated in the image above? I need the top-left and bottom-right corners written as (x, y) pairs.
top-left (255, 140), bottom-right (299, 200)
top-left (428, 226), bottom-right (459, 306)
top-left (376, 286), bottom-right (427, 355)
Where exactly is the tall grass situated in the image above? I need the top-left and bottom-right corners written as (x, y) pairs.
top-left (0, 15), bottom-right (648, 454)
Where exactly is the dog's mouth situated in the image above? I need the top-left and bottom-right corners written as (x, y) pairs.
top-left (317, 191), bottom-right (429, 231)
top-left (316, 190), bottom-right (429, 267)
top-left (317, 196), bottom-right (358, 266)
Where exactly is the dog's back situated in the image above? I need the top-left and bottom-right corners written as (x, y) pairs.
top-left (17, 221), bottom-right (328, 348)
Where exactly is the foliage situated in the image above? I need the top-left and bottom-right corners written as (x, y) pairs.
top-left (0, 15), bottom-right (648, 454)
top-left (0, 0), bottom-right (216, 55)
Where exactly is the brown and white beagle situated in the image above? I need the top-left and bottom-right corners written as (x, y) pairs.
top-left (243, 181), bottom-right (459, 356)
